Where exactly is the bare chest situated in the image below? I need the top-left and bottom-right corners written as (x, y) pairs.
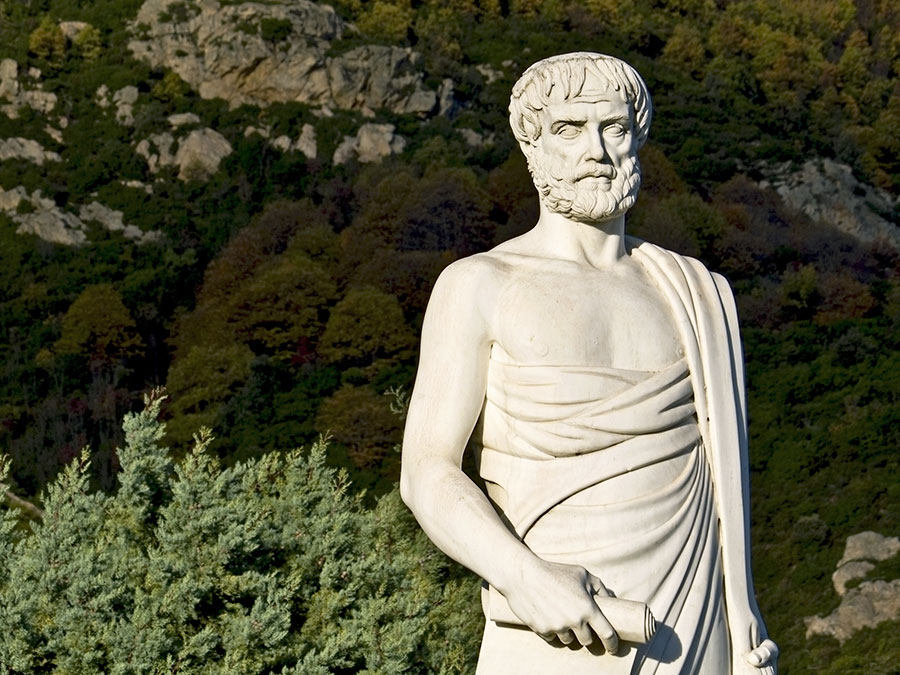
top-left (490, 264), bottom-right (683, 370)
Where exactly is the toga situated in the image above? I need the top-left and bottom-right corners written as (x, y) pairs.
top-left (473, 239), bottom-right (748, 674)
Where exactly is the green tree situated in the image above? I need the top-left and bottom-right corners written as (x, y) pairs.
top-left (28, 15), bottom-right (65, 68)
top-left (73, 24), bottom-right (102, 62)
top-left (54, 284), bottom-right (142, 365)
top-left (318, 287), bottom-right (416, 369)
top-left (165, 344), bottom-right (255, 445)
top-left (0, 393), bottom-right (482, 672)
top-left (357, 1), bottom-right (414, 43)
top-left (316, 384), bottom-right (404, 468)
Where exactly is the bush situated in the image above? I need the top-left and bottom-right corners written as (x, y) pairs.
top-left (260, 18), bottom-right (293, 44)
top-left (0, 391), bottom-right (482, 672)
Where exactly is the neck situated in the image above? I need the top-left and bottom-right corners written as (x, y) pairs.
top-left (532, 199), bottom-right (628, 267)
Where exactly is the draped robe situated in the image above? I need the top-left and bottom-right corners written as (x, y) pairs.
top-left (473, 240), bottom-right (749, 674)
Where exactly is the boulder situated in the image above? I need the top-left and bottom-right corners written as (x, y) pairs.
top-left (804, 531), bottom-right (900, 643)
top-left (113, 86), bottom-right (139, 126)
top-left (0, 59), bottom-right (57, 118)
top-left (9, 190), bottom-right (87, 247)
top-left (0, 137), bottom-right (61, 165)
top-left (128, 0), bottom-right (438, 116)
top-left (295, 123), bottom-right (316, 160)
top-left (0, 59), bottom-right (18, 100)
top-left (0, 187), bottom-right (160, 246)
top-left (59, 21), bottom-right (90, 41)
top-left (135, 132), bottom-right (177, 173)
top-left (805, 580), bottom-right (900, 644)
top-left (244, 123), bottom-right (316, 159)
top-left (758, 159), bottom-right (899, 249)
top-left (174, 128), bottom-right (233, 181)
top-left (95, 84), bottom-right (110, 108)
top-left (168, 112), bottom-right (200, 128)
top-left (0, 186), bottom-right (26, 211)
top-left (838, 531), bottom-right (900, 567)
top-left (333, 123), bottom-right (405, 165)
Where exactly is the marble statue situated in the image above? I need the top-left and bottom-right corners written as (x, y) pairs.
top-left (400, 52), bottom-right (778, 674)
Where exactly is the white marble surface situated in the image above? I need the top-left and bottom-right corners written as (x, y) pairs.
top-left (401, 53), bottom-right (777, 674)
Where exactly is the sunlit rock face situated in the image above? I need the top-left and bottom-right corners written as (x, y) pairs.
top-left (128, 0), bottom-right (437, 116)
top-left (805, 532), bottom-right (900, 644)
top-left (758, 159), bottom-right (899, 249)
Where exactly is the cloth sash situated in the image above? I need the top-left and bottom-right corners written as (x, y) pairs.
top-left (474, 239), bottom-right (746, 674)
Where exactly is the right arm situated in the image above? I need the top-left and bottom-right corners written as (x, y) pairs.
top-left (399, 258), bottom-right (618, 651)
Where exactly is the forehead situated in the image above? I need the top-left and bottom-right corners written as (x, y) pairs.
top-left (540, 97), bottom-right (633, 125)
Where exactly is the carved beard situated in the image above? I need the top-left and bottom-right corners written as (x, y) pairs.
top-left (528, 151), bottom-right (641, 223)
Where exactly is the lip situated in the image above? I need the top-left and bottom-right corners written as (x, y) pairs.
top-left (573, 166), bottom-right (615, 181)
top-left (576, 171), bottom-right (614, 182)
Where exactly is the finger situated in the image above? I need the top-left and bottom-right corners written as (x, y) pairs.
top-left (588, 614), bottom-right (619, 655)
top-left (571, 621), bottom-right (594, 647)
top-left (745, 639), bottom-right (778, 667)
top-left (538, 631), bottom-right (556, 644)
top-left (761, 638), bottom-right (779, 660)
top-left (588, 573), bottom-right (612, 597)
top-left (557, 629), bottom-right (576, 645)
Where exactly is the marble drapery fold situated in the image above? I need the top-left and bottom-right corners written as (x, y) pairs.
top-left (474, 240), bottom-right (748, 674)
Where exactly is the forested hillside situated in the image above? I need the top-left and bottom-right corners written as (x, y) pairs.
top-left (0, 0), bottom-right (897, 672)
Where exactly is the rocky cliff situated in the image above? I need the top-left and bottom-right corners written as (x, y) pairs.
top-left (758, 159), bottom-right (899, 249)
top-left (128, 0), bottom-right (438, 115)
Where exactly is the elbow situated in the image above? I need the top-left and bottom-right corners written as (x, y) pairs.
top-left (399, 469), bottom-right (413, 508)
top-left (399, 461), bottom-right (418, 511)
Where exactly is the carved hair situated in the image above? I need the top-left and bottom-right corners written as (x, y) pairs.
top-left (509, 52), bottom-right (652, 150)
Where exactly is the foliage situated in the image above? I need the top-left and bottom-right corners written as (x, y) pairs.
top-left (0, 393), bottom-right (481, 673)
top-left (53, 283), bottom-right (142, 365)
top-left (27, 16), bottom-right (65, 68)
top-left (72, 25), bottom-right (102, 62)
top-left (259, 17), bottom-right (292, 44)
top-left (0, 0), bottom-right (897, 671)
top-left (318, 287), bottom-right (416, 369)
top-left (357, 1), bottom-right (414, 44)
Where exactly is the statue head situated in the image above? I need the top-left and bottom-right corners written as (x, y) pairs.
top-left (509, 53), bottom-right (652, 223)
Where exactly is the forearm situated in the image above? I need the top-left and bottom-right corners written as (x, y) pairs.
top-left (400, 458), bottom-right (536, 596)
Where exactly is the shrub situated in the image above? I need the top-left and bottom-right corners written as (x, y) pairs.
top-left (260, 18), bottom-right (293, 44)
top-left (0, 391), bottom-right (482, 672)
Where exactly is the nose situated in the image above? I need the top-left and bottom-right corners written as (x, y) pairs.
top-left (584, 126), bottom-right (605, 161)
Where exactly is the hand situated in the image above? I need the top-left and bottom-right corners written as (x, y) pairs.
top-left (504, 556), bottom-right (619, 653)
top-left (730, 608), bottom-right (778, 674)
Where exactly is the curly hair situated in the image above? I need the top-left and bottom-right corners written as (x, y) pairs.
top-left (509, 53), bottom-right (652, 150)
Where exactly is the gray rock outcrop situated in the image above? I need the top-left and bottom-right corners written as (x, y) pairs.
top-left (135, 128), bottom-right (232, 180)
top-left (0, 187), bottom-right (160, 246)
top-left (333, 123), bottom-right (406, 165)
top-left (58, 21), bottom-right (91, 41)
top-left (113, 86), bottom-right (139, 126)
top-left (128, 0), bottom-right (437, 115)
top-left (135, 132), bottom-right (177, 173)
top-left (0, 138), bottom-right (61, 165)
top-left (168, 112), bottom-right (200, 128)
top-left (174, 128), bottom-right (233, 181)
top-left (0, 58), bottom-right (57, 118)
top-left (758, 159), bottom-right (899, 249)
top-left (804, 531), bottom-right (900, 643)
top-left (244, 123), bottom-right (317, 160)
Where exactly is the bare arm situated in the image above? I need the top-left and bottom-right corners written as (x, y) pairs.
top-left (713, 273), bottom-right (778, 673)
top-left (400, 258), bottom-right (618, 651)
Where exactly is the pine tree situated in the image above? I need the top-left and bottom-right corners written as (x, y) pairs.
top-left (0, 391), bottom-right (482, 672)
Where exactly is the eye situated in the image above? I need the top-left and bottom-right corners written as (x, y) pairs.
top-left (552, 122), bottom-right (582, 139)
top-left (604, 123), bottom-right (628, 138)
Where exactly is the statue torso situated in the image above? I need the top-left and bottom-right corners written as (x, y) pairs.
top-left (481, 250), bottom-right (683, 371)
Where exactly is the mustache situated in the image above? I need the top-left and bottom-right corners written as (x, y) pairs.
top-left (566, 163), bottom-right (616, 182)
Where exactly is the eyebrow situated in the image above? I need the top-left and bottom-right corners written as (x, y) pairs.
top-left (549, 115), bottom-right (630, 134)
top-left (550, 119), bottom-right (585, 133)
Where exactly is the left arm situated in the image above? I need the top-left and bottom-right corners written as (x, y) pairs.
top-left (712, 273), bottom-right (778, 674)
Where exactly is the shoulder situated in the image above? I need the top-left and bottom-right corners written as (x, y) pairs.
top-left (431, 251), bottom-right (515, 300)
